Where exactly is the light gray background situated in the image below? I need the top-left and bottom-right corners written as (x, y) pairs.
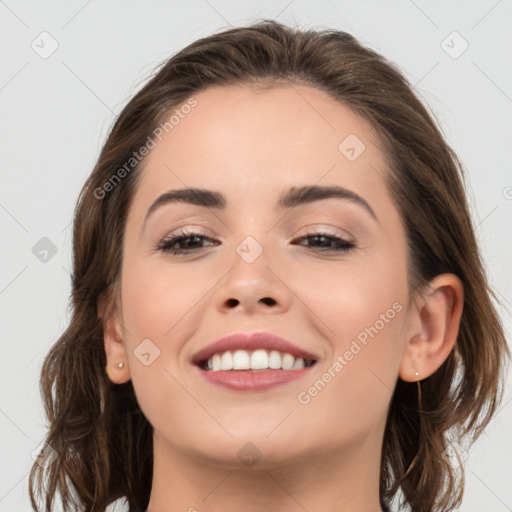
top-left (1, 1), bottom-right (511, 511)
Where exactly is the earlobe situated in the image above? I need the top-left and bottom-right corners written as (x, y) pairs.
top-left (98, 285), bottom-right (131, 384)
top-left (399, 273), bottom-right (464, 382)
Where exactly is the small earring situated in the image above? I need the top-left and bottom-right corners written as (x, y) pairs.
top-left (411, 360), bottom-right (420, 379)
top-left (115, 362), bottom-right (125, 369)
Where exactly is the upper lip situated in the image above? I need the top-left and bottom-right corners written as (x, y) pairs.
top-left (191, 331), bottom-right (319, 366)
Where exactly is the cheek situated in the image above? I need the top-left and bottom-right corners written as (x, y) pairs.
top-left (119, 256), bottom-right (206, 428)
top-left (121, 254), bottom-right (204, 338)
top-left (293, 249), bottom-right (407, 340)
top-left (299, 283), bottom-right (405, 439)
top-left (293, 250), bottom-right (407, 408)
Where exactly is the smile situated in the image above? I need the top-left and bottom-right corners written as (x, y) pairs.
top-left (199, 349), bottom-right (317, 371)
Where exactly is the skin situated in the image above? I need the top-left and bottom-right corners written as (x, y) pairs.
top-left (101, 83), bottom-right (464, 512)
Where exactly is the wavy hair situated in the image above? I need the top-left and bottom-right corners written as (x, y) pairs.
top-left (29, 19), bottom-right (509, 512)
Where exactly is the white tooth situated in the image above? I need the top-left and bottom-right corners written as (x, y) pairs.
top-left (212, 354), bottom-right (222, 371)
top-left (251, 349), bottom-right (269, 369)
top-left (210, 350), bottom-right (306, 371)
top-left (281, 353), bottom-right (295, 370)
top-left (268, 350), bottom-right (282, 369)
top-left (220, 351), bottom-right (233, 370)
top-left (233, 350), bottom-right (251, 369)
top-left (292, 358), bottom-right (305, 369)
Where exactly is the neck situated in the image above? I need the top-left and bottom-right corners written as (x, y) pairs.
top-left (146, 427), bottom-right (385, 512)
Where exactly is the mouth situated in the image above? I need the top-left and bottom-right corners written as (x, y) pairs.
top-left (196, 349), bottom-right (318, 372)
top-left (191, 331), bottom-right (320, 391)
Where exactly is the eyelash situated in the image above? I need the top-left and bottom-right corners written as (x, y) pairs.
top-left (155, 229), bottom-right (356, 255)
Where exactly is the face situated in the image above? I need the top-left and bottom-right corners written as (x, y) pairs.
top-left (113, 83), bottom-right (413, 468)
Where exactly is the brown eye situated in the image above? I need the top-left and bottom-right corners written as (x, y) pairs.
top-left (155, 230), bottom-right (218, 255)
top-left (293, 232), bottom-right (356, 252)
top-left (155, 230), bottom-right (356, 256)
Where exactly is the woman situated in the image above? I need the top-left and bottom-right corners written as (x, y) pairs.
top-left (29, 19), bottom-right (509, 512)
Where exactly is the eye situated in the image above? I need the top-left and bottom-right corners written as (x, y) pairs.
top-left (292, 232), bottom-right (356, 252)
top-left (155, 230), bottom-right (218, 255)
top-left (155, 230), bottom-right (356, 256)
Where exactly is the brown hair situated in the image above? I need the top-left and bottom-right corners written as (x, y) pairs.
top-left (29, 19), bottom-right (509, 512)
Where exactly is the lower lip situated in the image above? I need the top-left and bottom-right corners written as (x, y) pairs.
top-left (195, 366), bottom-right (315, 391)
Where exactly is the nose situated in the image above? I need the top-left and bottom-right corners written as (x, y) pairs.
top-left (213, 240), bottom-right (292, 315)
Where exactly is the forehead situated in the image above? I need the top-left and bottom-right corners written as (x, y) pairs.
top-left (129, 83), bottom-right (392, 220)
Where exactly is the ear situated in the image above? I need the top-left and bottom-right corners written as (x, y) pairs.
top-left (399, 273), bottom-right (464, 382)
top-left (98, 284), bottom-right (131, 384)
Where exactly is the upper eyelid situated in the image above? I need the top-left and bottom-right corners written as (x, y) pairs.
top-left (160, 219), bottom-right (355, 235)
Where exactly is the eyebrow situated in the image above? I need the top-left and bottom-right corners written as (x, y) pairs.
top-left (143, 184), bottom-right (378, 229)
